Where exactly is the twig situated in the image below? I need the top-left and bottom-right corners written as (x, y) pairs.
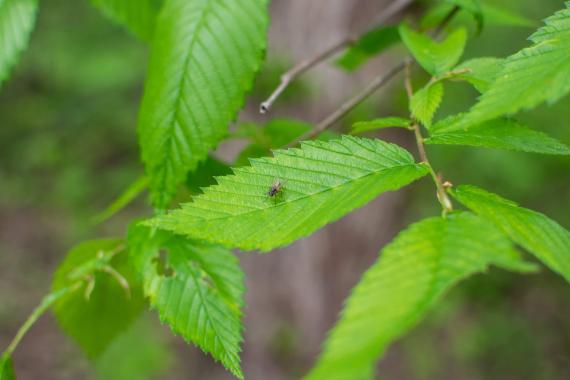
top-left (294, 61), bottom-right (406, 144)
top-left (3, 283), bottom-right (82, 357)
top-left (260, 0), bottom-right (415, 114)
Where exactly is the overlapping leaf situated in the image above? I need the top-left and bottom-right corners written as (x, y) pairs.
top-left (127, 226), bottom-right (245, 379)
top-left (336, 26), bottom-right (400, 71)
top-left (146, 136), bottom-right (429, 252)
top-left (426, 116), bottom-right (570, 155)
top-left (454, 57), bottom-right (503, 93)
top-left (0, 0), bottom-right (38, 88)
top-left (458, 2), bottom-right (570, 128)
top-left (90, 0), bottom-right (163, 41)
top-left (451, 185), bottom-right (570, 283)
top-left (305, 212), bottom-right (532, 380)
top-left (52, 239), bottom-right (145, 358)
top-left (138, 0), bottom-right (269, 209)
top-left (399, 24), bottom-right (467, 76)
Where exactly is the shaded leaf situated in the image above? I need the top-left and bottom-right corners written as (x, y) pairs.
top-left (451, 185), bottom-right (570, 283)
top-left (336, 26), bottom-right (400, 71)
top-left (145, 136), bottom-right (429, 252)
top-left (90, 0), bottom-right (163, 41)
top-left (426, 117), bottom-right (570, 155)
top-left (52, 239), bottom-right (145, 358)
top-left (95, 316), bottom-right (173, 380)
top-left (186, 156), bottom-right (232, 195)
top-left (138, 0), bottom-right (269, 209)
top-left (399, 23), bottom-right (467, 76)
top-left (305, 212), bottom-right (531, 380)
top-left (128, 226), bottom-right (245, 379)
top-left (0, 0), bottom-right (38, 88)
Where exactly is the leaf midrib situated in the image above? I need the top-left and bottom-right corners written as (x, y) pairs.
top-left (180, 162), bottom-right (427, 223)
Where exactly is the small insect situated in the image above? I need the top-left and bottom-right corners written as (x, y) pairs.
top-left (267, 178), bottom-right (285, 204)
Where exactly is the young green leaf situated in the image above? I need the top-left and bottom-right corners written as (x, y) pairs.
top-left (0, 0), bottom-right (38, 88)
top-left (410, 82), bottom-right (444, 128)
top-left (145, 136), bottom-right (429, 252)
top-left (52, 239), bottom-right (145, 359)
top-left (450, 185), bottom-right (570, 284)
top-left (399, 24), bottom-right (467, 76)
top-left (426, 117), bottom-right (570, 155)
top-left (305, 212), bottom-right (531, 380)
top-left (351, 117), bottom-right (410, 135)
top-left (0, 354), bottom-right (14, 380)
top-left (138, 0), bottom-right (269, 209)
top-left (458, 3), bottom-right (570, 128)
top-left (453, 57), bottom-right (503, 93)
top-left (90, 0), bottom-right (163, 41)
top-left (127, 226), bottom-right (245, 379)
top-left (336, 26), bottom-right (400, 71)
top-left (92, 175), bottom-right (148, 225)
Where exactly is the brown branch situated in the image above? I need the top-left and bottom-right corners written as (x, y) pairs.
top-left (293, 61), bottom-right (406, 144)
top-left (260, 0), bottom-right (415, 114)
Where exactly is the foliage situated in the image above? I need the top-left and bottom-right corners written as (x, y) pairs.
top-left (51, 239), bottom-right (145, 358)
top-left (146, 136), bottom-right (429, 251)
top-left (128, 225), bottom-right (245, 378)
top-left (89, 0), bottom-right (163, 41)
top-left (456, 2), bottom-right (570, 128)
top-left (0, 0), bottom-right (38, 88)
top-left (306, 212), bottom-right (532, 380)
top-left (1, 1), bottom-right (570, 380)
top-left (138, 0), bottom-right (269, 209)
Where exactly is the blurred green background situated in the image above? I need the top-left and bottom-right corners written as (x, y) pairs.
top-left (0, 0), bottom-right (569, 379)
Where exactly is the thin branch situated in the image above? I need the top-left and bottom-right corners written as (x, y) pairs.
top-left (260, 0), bottom-right (415, 114)
top-left (3, 283), bottom-right (82, 357)
top-left (294, 61), bottom-right (406, 144)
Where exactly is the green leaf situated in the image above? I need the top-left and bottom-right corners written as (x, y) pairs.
top-left (127, 226), bottom-right (245, 379)
top-left (145, 136), bottom-right (429, 252)
top-left (0, 0), bottom-right (38, 88)
top-left (336, 26), bottom-right (400, 71)
top-left (459, 3), bottom-right (570, 128)
top-left (453, 57), bottom-right (503, 93)
top-left (92, 175), bottom-right (148, 225)
top-left (90, 0), bottom-right (163, 41)
top-left (138, 0), bottom-right (269, 209)
top-left (234, 119), bottom-right (313, 166)
top-left (451, 185), bottom-right (570, 284)
top-left (0, 354), bottom-right (14, 380)
top-left (351, 117), bottom-right (410, 135)
top-left (95, 316), bottom-right (173, 380)
top-left (186, 156), bottom-right (232, 195)
top-left (52, 239), bottom-right (145, 359)
top-left (305, 212), bottom-right (530, 380)
top-left (399, 24), bottom-right (467, 76)
top-left (410, 82), bottom-right (444, 128)
top-left (426, 117), bottom-right (570, 155)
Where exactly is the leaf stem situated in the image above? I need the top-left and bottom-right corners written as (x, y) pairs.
top-left (260, 0), bottom-right (415, 114)
top-left (404, 55), bottom-right (453, 215)
top-left (2, 282), bottom-right (82, 357)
